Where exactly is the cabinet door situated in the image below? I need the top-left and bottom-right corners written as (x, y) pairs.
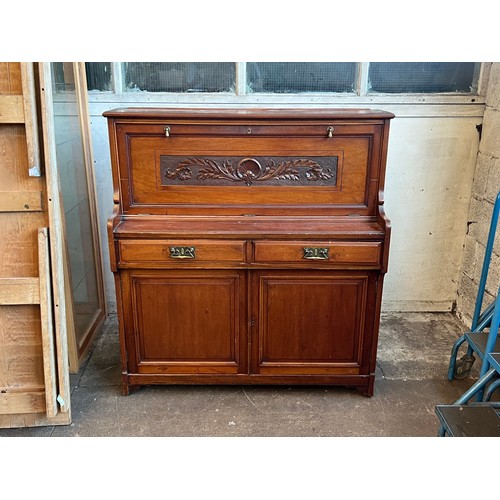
top-left (121, 270), bottom-right (247, 375)
top-left (251, 271), bottom-right (376, 376)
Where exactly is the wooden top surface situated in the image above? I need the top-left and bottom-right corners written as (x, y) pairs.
top-left (113, 216), bottom-right (386, 239)
top-left (103, 107), bottom-right (395, 121)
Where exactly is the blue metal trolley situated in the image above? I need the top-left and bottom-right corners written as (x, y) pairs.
top-left (437, 284), bottom-right (500, 436)
top-left (436, 192), bottom-right (500, 436)
top-left (447, 192), bottom-right (500, 389)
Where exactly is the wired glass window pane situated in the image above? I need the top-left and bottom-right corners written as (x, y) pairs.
top-left (246, 62), bottom-right (357, 93)
top-left (368, 62), bottom-right (480, 93)
top-left (85, 62), bottom-right (112, 91)
top-left (123, 62), bottom-right (236, 92)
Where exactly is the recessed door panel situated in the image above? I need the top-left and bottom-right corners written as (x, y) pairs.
top-left (252, 271), bottom-right (370, 375)
top-left (123, 270), bottom-right (247, 375)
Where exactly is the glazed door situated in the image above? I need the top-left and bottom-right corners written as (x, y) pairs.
top-left (251, 270), bottom-right (376, 376)
top-left (121, 270), bottom-right (248, 376)
top-left (50, 62), bottom-right (105, 372)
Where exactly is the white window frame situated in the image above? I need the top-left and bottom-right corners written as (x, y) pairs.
top-left (86, 62), bottom-right (490, 119)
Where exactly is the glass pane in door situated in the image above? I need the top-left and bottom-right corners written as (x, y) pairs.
top-left (50, 62), bottom-right (103, 353)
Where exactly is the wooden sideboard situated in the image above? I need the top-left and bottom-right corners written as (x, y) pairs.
top-left (104, 107), bottom-right (394, 396)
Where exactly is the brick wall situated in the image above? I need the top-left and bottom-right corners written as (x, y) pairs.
top-left (457, 63), bottom-right (500, 324)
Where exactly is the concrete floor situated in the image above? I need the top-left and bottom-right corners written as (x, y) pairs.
top-left (0, 311), bottom-right (485, 437)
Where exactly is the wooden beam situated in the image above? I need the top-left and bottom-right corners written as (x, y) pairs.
top-left (0, 277), bottom-right (40, 304)
top-left (38, 63), bottom-right (71, 414)
top-left (0, 409), bottom-right (70, 428)
top-left (0, 95), bottom-right (24, 123)
top-left (0, 191), bottom-right (43, 212)
top-left (0, 63), bottom-right (22, 94)
top-left (64, 243), bottom-right (79, 373)
top-left (0, 392), bottom-right (46, 415)
top-left (38, 228), bottom-right (58, 418)
top-left (0, 232), bottom-right (58, 418)
top-left (21, 63), bottom-right (41, 177)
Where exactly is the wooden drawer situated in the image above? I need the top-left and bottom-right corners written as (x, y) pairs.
top-left (119, 239), bottom-right (246, 264)
top-left (253, 241), bottom-right (382, 266)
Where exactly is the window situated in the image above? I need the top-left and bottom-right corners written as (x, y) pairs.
top-left (85, 62), bottom-right (482, 96)
top-left (85, 62), bottom-right (112, 92)
top-left (368, 62), bottom-right (480, 93)
top-left (122, 62), bottom-right (235, 93)
top-left (246, 62), bottom-right (357, 93)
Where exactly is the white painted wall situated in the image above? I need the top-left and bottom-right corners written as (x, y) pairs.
top-left (383, 115), bottom-right (480, 311)
top-left (86, 98), bottom-right (484, 314)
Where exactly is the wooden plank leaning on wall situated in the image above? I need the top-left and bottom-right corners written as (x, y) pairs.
top-left (0, 62), bottom-right (71, 428)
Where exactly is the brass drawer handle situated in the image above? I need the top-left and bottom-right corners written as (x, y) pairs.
top-left (169, 246), bottom-right (195, 259)
top-left (303, 247), bottom-right (329, 260)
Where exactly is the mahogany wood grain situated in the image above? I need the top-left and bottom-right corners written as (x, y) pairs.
top-left (103, 107), bottom-right (394, 120)
top-left (105, 107), bottom-right (393, 397)
top-left (251, 271), bottom-right (371, 375)
top-left (124, 373), bottom-right (374, 396)
top-left (120, 132), bottom-right (375, 215)
top-left (121, 270), bottom-right (247, 375)
top-left (119, 239), bottom-right (247, 264)
top-left (253, 241), bottom-right (381, 265)
top-left (114, 216), bottom-right (386, 240)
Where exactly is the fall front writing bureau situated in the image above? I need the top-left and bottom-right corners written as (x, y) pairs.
top-left (104, 107), bottom-right (394, 396)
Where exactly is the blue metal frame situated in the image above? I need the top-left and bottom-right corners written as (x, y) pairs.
top-left (479, 285), bottom-right (500, 374)
top-left (447, 192), bottom-right (500, 383)
top-left (471, 192), bottom-right (500, 331)
top-left (438, 352), bottom-right (500, 436)
top-left (452, 352), bottom-right (500, 405)
top-left (484, 378), bottom-right (500, 402)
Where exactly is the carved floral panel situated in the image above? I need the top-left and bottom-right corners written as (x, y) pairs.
top-left (160, 156), bottom-right (338, 187)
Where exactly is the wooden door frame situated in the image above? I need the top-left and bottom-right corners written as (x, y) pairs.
top-left (68, 62), bottom-right (106, 371)
top-left (49, 62), bottom-right (106, 372)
